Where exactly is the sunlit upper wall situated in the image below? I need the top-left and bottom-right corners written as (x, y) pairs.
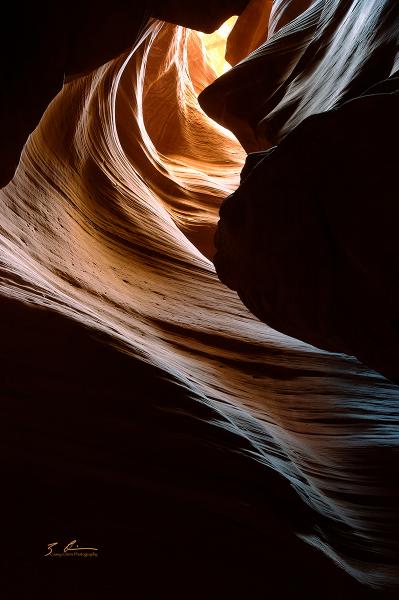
top-left (199, 16), bottom-right (238, 77)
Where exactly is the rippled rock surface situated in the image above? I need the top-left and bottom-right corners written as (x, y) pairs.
top-left (1, 1), bottom-right (399, 596)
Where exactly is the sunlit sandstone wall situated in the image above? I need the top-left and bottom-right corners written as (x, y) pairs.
top-left (0, 7), bottom-right (398, 590)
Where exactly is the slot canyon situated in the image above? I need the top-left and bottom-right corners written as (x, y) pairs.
top-left (1, 0), bottom-right (399, 597)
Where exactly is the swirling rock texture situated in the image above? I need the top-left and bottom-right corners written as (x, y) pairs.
top-left (202, 0), bottom-right (399, 381)
top-left (1, 0), bottom-right (399, 598)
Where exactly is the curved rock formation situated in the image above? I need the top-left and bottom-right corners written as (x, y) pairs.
top-left (200, 0), bottom-right (399, 148)
top-left (207, 0), bottom-right (399, 380)
top-left (0, 0), bottom-right (250, 189)
top-left (214, 82), bottom-right (399, 382)
top-left (1, 1), bottom-right (399, 596)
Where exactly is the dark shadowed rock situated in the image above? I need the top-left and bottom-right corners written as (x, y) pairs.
top-left (214, 78), bottom-right (399, 381)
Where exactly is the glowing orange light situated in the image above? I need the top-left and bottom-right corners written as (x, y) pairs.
top-left (200, 16), bottom-right (238, 77)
